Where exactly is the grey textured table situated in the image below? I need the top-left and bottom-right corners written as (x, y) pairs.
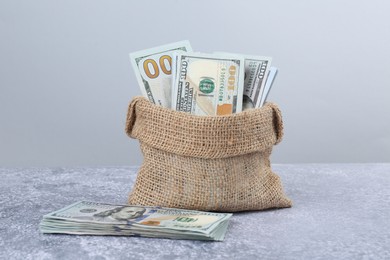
top-left (1, 164), bottom-right (389, 260)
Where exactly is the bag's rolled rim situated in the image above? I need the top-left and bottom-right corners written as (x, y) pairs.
top-left (126, 96), bottom-right (284, 158)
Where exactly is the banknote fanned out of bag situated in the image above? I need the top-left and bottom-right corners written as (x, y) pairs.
top-left (125, 96), bottom-right (292, 212)
top-left (129, 41), bottom-right (192, 108)
top-left (172, 53), bottom-right (245, 115)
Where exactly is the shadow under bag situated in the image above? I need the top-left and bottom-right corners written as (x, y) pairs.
top-left (125, 96), bottom-right (292, 212)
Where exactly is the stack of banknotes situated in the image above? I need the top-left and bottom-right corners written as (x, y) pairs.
top-left (130, 40), bottom-right (278, 116)
top-left (40, 201), bottom-right (232, 241)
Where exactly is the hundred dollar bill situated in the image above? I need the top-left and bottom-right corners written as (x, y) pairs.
top-left (215, 52), bottom-right (272, 109)
top-left (130, 41), bottom-right (192, 108)
top-left (172, 53), bottom-right (245, 115)
top-left (258, 67), bottom-right (278, 107)
top-left (40, 201), bottom-right (232, 241)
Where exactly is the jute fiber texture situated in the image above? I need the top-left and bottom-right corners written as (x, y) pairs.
top-left (125, 96), bottom-right (292, 212)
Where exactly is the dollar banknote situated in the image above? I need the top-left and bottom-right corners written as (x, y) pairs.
top-left (172, 53), bottom-right (245, 115)
top-left (258, 67), bottom-right (278, 107)
top-left (40, 201), bottom-right (232, 241)
top-left (215, 52), bottom-right (272, 109)
top-left (130, 41), bottom-right (192, 108)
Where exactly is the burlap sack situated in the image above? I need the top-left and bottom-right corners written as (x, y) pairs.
top-left (125, 96), bottom-right (292, 212)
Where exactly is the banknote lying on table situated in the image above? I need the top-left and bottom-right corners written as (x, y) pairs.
top-left (40, 201), bottom-right (232, 241)
top-left (129, 40), bottom-right (279, 116)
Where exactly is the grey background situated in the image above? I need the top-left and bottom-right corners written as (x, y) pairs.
top-left (1, 0), bottom-right (389, 167)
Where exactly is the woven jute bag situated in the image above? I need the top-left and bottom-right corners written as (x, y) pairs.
top-left (125, 96), bottom-right (292, 212)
